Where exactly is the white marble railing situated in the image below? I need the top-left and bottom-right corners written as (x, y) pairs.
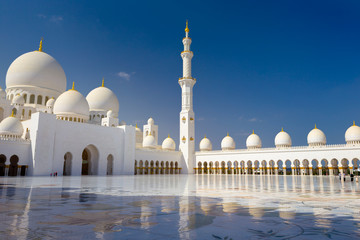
top-left (197, 144), bottom-right (353, 154)
top-left (0, 136), bottom-right (30, 143)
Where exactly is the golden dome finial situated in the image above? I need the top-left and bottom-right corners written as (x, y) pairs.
top-left (38, 37), bottom-right (43, 52)
top-left (168, 134), bottom-right (170, 138)
top-left (252, 129), bottom-right (255, 134)
top-left (11, 109), bottom-right (15, 117)
top-left (353, 120), bottom-right (356, 126)
top-left (314, 124), bottom-right (317, 129)
top-left (71, 82), bottom-right (75, 90)
top-left (204, 134), bottom-right (207, 138)
top-left (227, 132), bottom-right (229, 136)
top-left (281, 127), bottom-right (284, 132)
top-left (185, 20), bottom-right (189, 33)
top-left (135, 123), bottom-right (138, 128)
top-left (101, 77), bottom-right (104, 87)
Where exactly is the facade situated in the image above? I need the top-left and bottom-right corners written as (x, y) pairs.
top-left (0, 24), bottom-right (359, 177)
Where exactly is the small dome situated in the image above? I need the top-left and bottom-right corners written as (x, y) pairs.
top-left (135, 124), bottom-right (142, 132)
top-left (143, 134), bottom-right (156, 148)
top-left (307, 125), bottom-right (326, 146)
top-left (147, 117), bottom-right (154, 125)
top-left (221, 134), bottom-right (235, 150)
top-left (46, 97), bottom-right (55, 108)
top-left (246, 131), bottom-right (262, 149)
top-left (345, 122), bottom-right (360, 144)
top-left (6, 51), bottom-right (66, 93)
top-left (0, 115), bottom-right (23, 137)
top-left (12, 94), bottom-right (25, 105)
top-left (53, 85), bottom-right (89, 121)
top-left (199, 136), bottom-right (212, 151)
top-left (86, 84), bottom-right (119, 116)
top-left (106, 110), bottom-right (116, 118)
top-left (275, 129), bottom-right (292, 148)
top-left (162, 135), bottom-right (176, 151)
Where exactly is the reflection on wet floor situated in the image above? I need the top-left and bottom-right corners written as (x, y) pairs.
top-left (0, 175), bottom-right (359, 239)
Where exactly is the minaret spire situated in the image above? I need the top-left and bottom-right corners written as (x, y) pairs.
top-left (38, 37), bottom-right (44, 52)
top-left (185, 20), bottom-right (189, 38)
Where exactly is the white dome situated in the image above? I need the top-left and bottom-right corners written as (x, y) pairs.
top-left (143, 134), bottom-right (156, 148)
top-left (221, 134), bottom-right (235, 150)
top-left (345, 122), bottom-right (360, 144)
top-left (147, 117), bottom-right (154, 125)
top-left (307, 126), bottom-right (326, 146)
top-left (275, 129), bottom-right (292, 147)
top-left (0, 116), bottom-right (23, 137)
top-left (162, 136), bottom-right (176, 151)
top-left (46, 97), bottom-right (55, 107)
top-left (12, 94), bottom-right (25, 105)
top-left (135, 124), bottom-right (142, 132)
top-left (6, 51), bottom-right (66, 93)
top-left (53, 87), bottom-right (89, 121)
top-left (106, 110), bottom-right (116, 118)
top-left (199, 136), bottom-right (212, 151)
top-left (86, 85), bottom-right (119, 116)
top-left (246, 132), bottom-right (262, 149)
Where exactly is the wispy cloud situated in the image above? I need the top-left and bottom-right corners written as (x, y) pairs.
top-left (37, 14), bottom-right (63, 24)
top-left (50, 16), bottom-right (63, 23)
top-left (117, 71), bottom-right (132, 81)
top-left (248, 118), bottom-right (259, 122)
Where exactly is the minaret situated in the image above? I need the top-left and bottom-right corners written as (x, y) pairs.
top-left (179, 21), bottom-right (196, 174)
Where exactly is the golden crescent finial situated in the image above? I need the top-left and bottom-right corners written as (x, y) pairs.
top-left (168, 134), bottom-right (170, 138)
top-left (353, 121), bottom-right (356, 126)
top-left (252, 129), bottom-right (254, 134)
top-left (204, 134), bottom-right (206, 138)
top-left (71, 82), bottom-right (75, 90)
top-left (101, 77), bottom-right (104, 87)
top-left (185, 20), bottom-right (189, 33)
top-left (314, 124), bottom-right (317, 129)
top-left (227, 132), bottom-right (229, 136)
top-left (11, 110), bottom-right (15, 117)
top-left (281, 127), bottom-right (284, 132)
top-left (38, 37), bottom-right (43, 52)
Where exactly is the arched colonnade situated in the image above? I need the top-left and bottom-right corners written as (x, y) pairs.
top-left (195, 158), bottom-right (360, 176)
top-left (134, 160), bottom-right (181, 175)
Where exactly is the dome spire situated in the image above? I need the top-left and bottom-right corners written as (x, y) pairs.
top-left (71, 82), bottom-right (75, 90)
top-left (252, 129), bottom-right (255, 134)
top-left (314, 124), bottom-right (317, 129)
top-left (353, 120), bottom-right (356, 126)
top-left (281, 127), bottom-right (284, 132)
top-left (38, 37), bottom-right (43, 52)
top-left (101, 77), bottom-right (104, 87)
top-left (185, 20), bottom-right (189, 32)
top-left (11, 109), bottom-right (15, 117)
top-left (168, 134), bottom-right (170, 138)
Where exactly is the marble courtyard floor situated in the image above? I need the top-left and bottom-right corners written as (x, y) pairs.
top-left (0, 175), bottom-right (359, 239)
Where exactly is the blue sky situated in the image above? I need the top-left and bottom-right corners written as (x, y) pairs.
top-left (1, 0), bottom-right (360, 149)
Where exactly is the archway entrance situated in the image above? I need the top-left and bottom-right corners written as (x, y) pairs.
top-left (0, 154), bottom-right (6, 176)
top-left (63, 152), bottom-right (72, 176)
top-left (81, 145), bottom-right (99, 175)
top-left (8, 155), bottom-right (19, 176)
top-left (107, 154), bottom-right (113, 175)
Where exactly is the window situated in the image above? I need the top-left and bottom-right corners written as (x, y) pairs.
top-left (23, 94), bottom-right (27, 103)
top-left (29, 95), bottom-right (35, 104)
top-left (37, 95), bottom-right (42, 105)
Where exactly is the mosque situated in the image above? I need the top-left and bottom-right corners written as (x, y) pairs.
top-left (0, 22), bottom-right (359, 177)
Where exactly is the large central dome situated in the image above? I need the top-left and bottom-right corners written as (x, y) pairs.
top-left (6, 51), bottom-right (66, 93)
